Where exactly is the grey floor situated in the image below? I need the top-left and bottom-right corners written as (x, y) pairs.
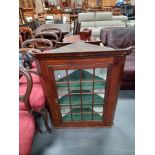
top-left (31, 90), bottom-right (135, 155)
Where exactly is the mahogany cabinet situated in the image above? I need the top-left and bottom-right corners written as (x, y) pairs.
top-left (32, 42), bottom-right (132, 128)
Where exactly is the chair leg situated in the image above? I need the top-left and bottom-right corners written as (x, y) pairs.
top-left (32, 111), bottom-right (43, 134)
top-left (40, 108), bottom-right (52, 133)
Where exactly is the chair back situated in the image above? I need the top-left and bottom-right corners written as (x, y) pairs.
top-left (22, 38), bottom-right (53, 51)
top-left (41, 28), bottom-right (62, 41)
top-left (19, 67), bottom-right (33, 112)
top-left (19, 48), bottom-right (41, 68)
top-left (19, 34), bottom-right (23, 48)
top-left (34, 32), bottom-right (58, 48)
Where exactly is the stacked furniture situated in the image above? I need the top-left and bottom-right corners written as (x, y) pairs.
top-left (77, 12), bottom-right (128, 37)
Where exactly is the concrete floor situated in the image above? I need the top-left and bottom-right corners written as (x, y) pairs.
top-left (31, 90), bottom-right (135, 155)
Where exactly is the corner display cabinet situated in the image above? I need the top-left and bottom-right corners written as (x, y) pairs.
top-left (32, 42), bottom-right (132, 128)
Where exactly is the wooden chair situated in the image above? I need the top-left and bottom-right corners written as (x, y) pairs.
top-left (19, 48), bottom-right (41, 69)
top-left (19, 34), bottom-right (23, 48)
top-left (34, 32), bottom-right (58, 48)
top-left (41, 28), bottom-right (62, 42)
top-left (19, 50), bottom-right (52, 133)
top-left (19, 67), bottom-right (36, 155)
top-left (22, 38), bottom-right (53, 52)
top-left (19, 27), bottom-right (34, 42)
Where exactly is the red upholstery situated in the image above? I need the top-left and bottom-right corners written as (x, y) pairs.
top-left (19, 84), bottom-right (45, 111)
top-left (19, 101), bottom-right (26, 111)
top-left (32, 61), bottom-right (37, 68)
top-left (20, 72), bottom-right (40, 84)
top-left (19, 111), bottom-right (35, 155)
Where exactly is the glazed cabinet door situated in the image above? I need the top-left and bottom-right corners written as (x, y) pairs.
top-left (48, 62), bottom-right (112, 127)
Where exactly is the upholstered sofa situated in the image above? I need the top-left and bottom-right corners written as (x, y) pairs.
top-left (78, 12), bottom-right (128, 37)
top-left (100, 27), bottom-right (135, 90)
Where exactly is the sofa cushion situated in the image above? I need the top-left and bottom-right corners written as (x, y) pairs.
top-left (96, 20), bottom-right (126, 27)
top-left (112, 15), bottom-right (128, 22)
top-left (80, 22), bottom-right (95, 28)
top-left (96, 12), bottom-right (112, 21)
top-left (78, 13), bottom-right (96, 22)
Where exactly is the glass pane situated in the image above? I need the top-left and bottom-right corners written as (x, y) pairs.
top-left (54, 67), bottom-right (107, 122)
top-left (94, 81), bottom-right (106, 90)
top-left (59, 95), bottom-right (70, 105)
top-left (69, 83), bottom-right (80, 91)
top-left (68, 70), bottom-right (80, 82)
top-left (92, 113), bottom-right (103, 120)
top-left (72, 114), bottom-right (82, 121)
top-left (62, 114), bottom-right (72, 121)
top-left (82, 69), bottom-right (93, 81)
top-left (61, 106), bottom-right (70, 113)
top-left (54, 70), bottom-right (66, 82)
top-left (71, 106), bottom-right (81, 113)
top-left (95, 68), bottom-right (107, 80)
top-left (82, 113), bottom-right (93, 121)
top-left (70, 94), bottom-right (81, 105)
top-left (93, 107), bottom-right (103, 113)
top-left (56, 83), bottom-right (68, 95)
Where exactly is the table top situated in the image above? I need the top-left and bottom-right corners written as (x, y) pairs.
top-left (63, 35), bottom-right (101, 43)
top-left (33, 23), bottom-right (70, 34)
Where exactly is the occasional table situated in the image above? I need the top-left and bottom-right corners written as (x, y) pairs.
top-left (63, 34), bottom-right (101, 46)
